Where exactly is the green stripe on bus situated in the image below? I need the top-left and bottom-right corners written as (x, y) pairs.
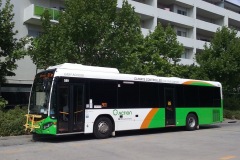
top-left (148, 108), bottom-right (165, 128)
top-left (183, 80), bottom-right (214, 87)
top-left (175, 108), bottom-right (223, 127)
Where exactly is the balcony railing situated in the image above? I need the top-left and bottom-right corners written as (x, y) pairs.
top-left (34, 5), bottom-right (60, 21)
top-left (24, 4), bottom-right (60, 25)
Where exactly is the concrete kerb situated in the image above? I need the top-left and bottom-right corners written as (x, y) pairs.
top-left (223, 118), bottom-right (240, 124)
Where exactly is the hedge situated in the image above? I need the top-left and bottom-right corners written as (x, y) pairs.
top-left (0, 97), bottom-right (28, 136)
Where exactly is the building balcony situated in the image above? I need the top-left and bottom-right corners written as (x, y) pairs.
top-left (196, 39), bottom-right (210, 50)
top-left (224, 0), bottom-right (240, 14)
top-left (226, 9), bottom-right (240, 23)
top-left (179, 58), bottom-right (196, 65)
top-left (198, 0), bottom-right (225, 17)
top-left (176, 0), bottom-right (194, 7)
top-left (141, 28), bottom-right (152, 36)
top-left (118, 0), bottom-right (156, 17)
top-left (177, 36), bottom-right (194, 48)
top-left (237, 31), bottom-right (240, 37)
top-left (196, 19), bottom-right (221, 33)
top-left (157, 8), bottom-right (194, 28)
top-left (24, 4), bottom-right (60, 25)
top-left (132, 0), bottom-right (155, 6)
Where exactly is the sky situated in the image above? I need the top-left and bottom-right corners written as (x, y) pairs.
top-left (226, 0), bottom-right (240, 6)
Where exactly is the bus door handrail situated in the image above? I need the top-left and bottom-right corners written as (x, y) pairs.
top-left (24, 114), bottom-right (42, 132)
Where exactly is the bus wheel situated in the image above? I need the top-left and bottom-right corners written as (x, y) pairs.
top-left (186, 113), bottom-right (198, 131)
top-left (93, 117), bottom-right (113, 139)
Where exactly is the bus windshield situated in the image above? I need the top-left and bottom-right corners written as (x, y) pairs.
top-left (29, 71), bottom-right (54, 116)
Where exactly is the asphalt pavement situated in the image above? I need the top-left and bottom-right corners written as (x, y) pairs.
top-left (0, 119), bottom-right (239, 160)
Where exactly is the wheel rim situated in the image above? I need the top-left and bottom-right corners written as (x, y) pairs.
top-left (188, 117), bottom-right (196, 128)
top-left (98, 121), bottom-right (109, 134)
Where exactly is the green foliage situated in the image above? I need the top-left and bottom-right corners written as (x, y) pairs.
top-left (196, 26), bottom-right (240, 92)
top-left (224, 109), bottom-right (240, 120)
top-left (0, 96), bottom-right (7, 110)
top-left (100, 0), bottom-right (143, 73)
top-left (137, 23), bottom-right (184, 76)
top-left (28, 0), bottom-right (119, 69)
top-left (28, 0), bottom-right (183, 76)
top-left (169, 64), bottom-right (210, 80)
top-left (224, 94), bottom-right (240, 110)
top-left (0, 0), bottom-right (28, 84)
top-left (0, 97), bottom-right (28, 136)
top-left (28, 9), bottom-right (62, 69)
top-left (0, 106), bottom-right (28, 136)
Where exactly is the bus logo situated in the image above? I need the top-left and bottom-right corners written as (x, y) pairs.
top-left (113, 109), bottom-right (132, 116)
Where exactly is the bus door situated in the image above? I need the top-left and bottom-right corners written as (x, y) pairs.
top-left (57, 84), bottom-right (84, 133)
top-left (164, 88), bottom-right (176, 126)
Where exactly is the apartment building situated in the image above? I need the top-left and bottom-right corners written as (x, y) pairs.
top-left (1, 0), bottom-right (240, 107)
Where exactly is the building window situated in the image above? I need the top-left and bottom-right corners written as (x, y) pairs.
top-left (177, 30), bottom-right (181, 36)
top-left (1, 86), bottom-right (31, 109)
top-left (177, 30), bottom-right (187, 37)
top-left (181, 53), bottom-right (188, 59)
top-left (28, 30), bottom-right (43, 38)
top-left (181, 49), bottom-right (191, 59)
top-left (177, 9), bottom-right (187, 15)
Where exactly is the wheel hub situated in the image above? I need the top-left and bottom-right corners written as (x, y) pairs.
top-left (98, 121), bottom-right (109, 134)
top-left (188, 117), bottom-right (196, 127)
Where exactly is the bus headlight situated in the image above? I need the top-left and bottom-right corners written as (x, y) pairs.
top-left (43, 122), bottom-right (53, 130)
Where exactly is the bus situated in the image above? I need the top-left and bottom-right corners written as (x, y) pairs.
top-left (25, 63), bottom-right (223, 139)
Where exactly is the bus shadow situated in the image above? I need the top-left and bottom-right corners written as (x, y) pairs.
top-left (115, 124), bottom-right (220, 138)
top-left (116, 127), bottom-right (185, 138)
top-left (34, 125), bottom-right (221, 143)
top-left (32, 133), bottom-right (94, 143)
top-left (199, 124), bottom-right (221, 130)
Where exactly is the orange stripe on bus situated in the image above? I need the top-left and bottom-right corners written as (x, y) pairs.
top-left (183, 80), bottom-right (213, 86)
top-left (183, 81), bottom-right (194, 85)
top-left (140, 108), bottom-right (159, 129)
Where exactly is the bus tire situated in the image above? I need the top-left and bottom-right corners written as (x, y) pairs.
top-left (32, 134), bottom-right (39, 141)
top-left (93, 117), bottom-right (113, 139)
top-left (186, 113), bottom-right (198, 131)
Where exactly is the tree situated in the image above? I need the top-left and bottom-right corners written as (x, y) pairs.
top-left (0, 0), bottom-right (27, 84)
top-left (99, 0), bottom-right (144, 73)
top-left (28, 0), bottom-right (186, 77)
top-left (28, 10), bottom-right (67, 69)
top-left (28, 0), bottom-right (144, 72)
top-left (196, 26), bottom-right (240, 92)
top-left (138, 23), bottom-right (184, 76)
top-left (170, 64), bottom-right (209, 80)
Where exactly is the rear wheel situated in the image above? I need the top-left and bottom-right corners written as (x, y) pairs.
top-left (93, 117), bottom-right (113, 139)
top-left (186, 113), bottom-right (198, 131)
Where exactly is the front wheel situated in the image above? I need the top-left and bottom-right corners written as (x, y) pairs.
top-left (186, 113), bottom-right (198, 131)
top-left (93, 117), bottom-right (113, 139)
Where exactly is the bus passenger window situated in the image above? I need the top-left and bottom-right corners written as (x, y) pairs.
top-left (89, 80), bottom-right (117, 108)
top-left (139, 82), bottom-right (159, 108)
top-left (118, 81), bottom-right (139, 108)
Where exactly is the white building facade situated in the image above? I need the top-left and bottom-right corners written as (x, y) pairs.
top-left (1, 0), bottom-right (240, 107)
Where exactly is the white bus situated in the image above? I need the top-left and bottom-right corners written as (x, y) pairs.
top-left (25, 63), bottom-right (223, 139)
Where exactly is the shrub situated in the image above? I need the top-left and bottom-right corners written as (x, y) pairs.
top-left (224, 94), bottom-right (240, 110)
top-left (0, 96), bottom-right (7, 110)
top-left (224, 109), bottom-right (240, 120)
top-left (0, 105), bottom-right (28, 137)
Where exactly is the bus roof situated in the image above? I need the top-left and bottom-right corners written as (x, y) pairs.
top-left (48, 63), bottom-right (222, 87)
top-left (47, 63), bottom-right (119, 74)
